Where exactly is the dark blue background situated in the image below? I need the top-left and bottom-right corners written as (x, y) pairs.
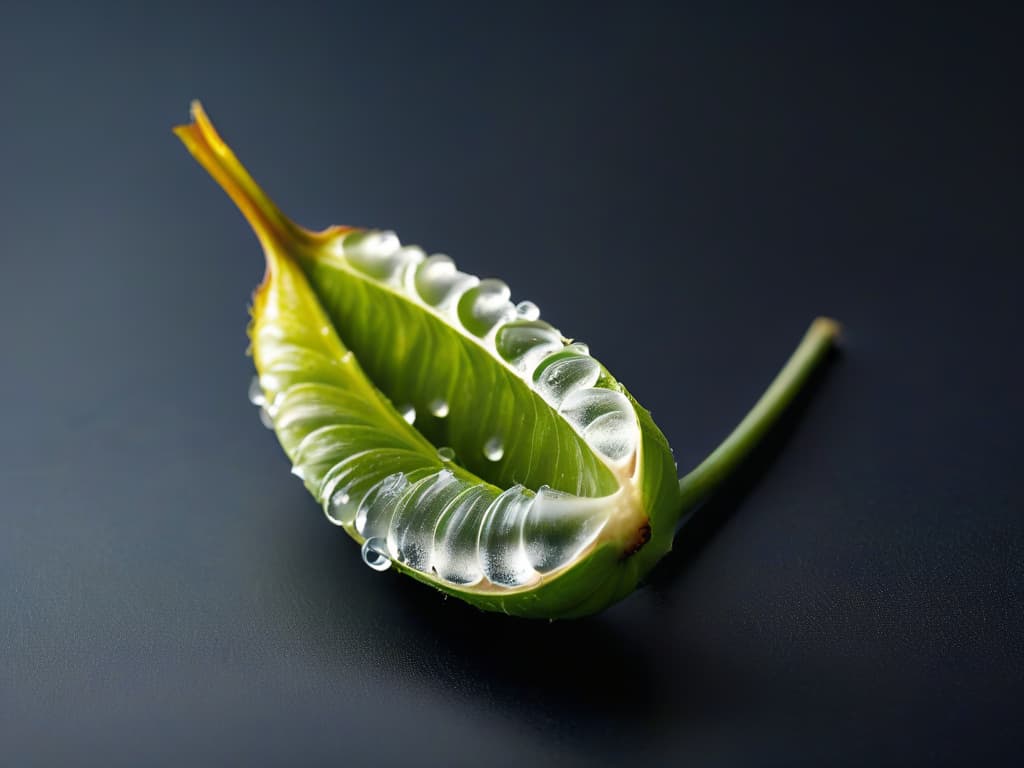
top-left (2, 2), bottom-right (1021, 765)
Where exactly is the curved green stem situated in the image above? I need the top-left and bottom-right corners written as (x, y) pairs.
top-left (677, 317), bottom-right (842, 516)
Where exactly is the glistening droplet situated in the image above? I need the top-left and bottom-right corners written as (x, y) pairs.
top-left (431, 486), bottom-right (491, 586)
top-left (247, 375), bottom-right (266, 406)
top-left (567, 342), bottom-right (590, 356)
top-left (414, 254), bottom-right (477, 307)
top-left (495, 320), bottom-right (563, 372)
top-left (388, 470), bottom-right (460, 572)
top-left (342, 231), bottom-right (422, 284)
top-left (325, 485), bottom-right (356, 526)
top-left (533, 352), bottom-right (601, 408)
top-left (400, 404), bottom-right (416, 425)
top-left (457, 279), bottom-right (516, 337)
top-left (428, 398), bottom-right (449, 418)
top-left (483, 436), bottom-right (504, 462)
top-left (361, 537), bottom-right (392, 572)
top-left (522, 487), bottom-right (611, 572)
top-left (515, 300), bottom-right (540, 321)
top-left (437, 446), bottom-right (456, 462)
top-left (559, 388), bottom-right (639, 461)
top-left (478, 485), bottom-right (536, 587)
top-left (355, 473), bottom-right (410, 537)
top-left (258, 406), bottom-right (274, 429)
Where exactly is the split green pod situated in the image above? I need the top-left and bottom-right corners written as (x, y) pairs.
top-left (176, 102), bottom-right (839, 619)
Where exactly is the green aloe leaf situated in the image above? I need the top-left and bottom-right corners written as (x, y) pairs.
top-left (175, 102), bottom-right (839, 619)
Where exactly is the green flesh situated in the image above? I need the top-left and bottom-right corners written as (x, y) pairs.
top-left (299, 253), bottom-right (619, 498)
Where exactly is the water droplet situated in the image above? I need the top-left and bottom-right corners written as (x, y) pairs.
top-left (345, 229), bottom-right (400, 257)
top-left (400, 404), bottom-right (416, 425)
top-left (291, 465), bottom-right (306, 480)
top-left (567, 342), bottom-right (590, 356)
top-left (457, 279), bottom-right (516, 337)
top-left (319, 325), bottom-right (331, 337)
top-left (414, 254), bottom-right (478, 307)
top-left (343, 230), bottom-right (422, 282)
top-left (258, 406), bottom-right (274, 429)
top-left (247, 375), bottom-right (266, 406)
top-left (478, 486), bottom-right (536, 587)
top-left (325, 485), bottom-right (356, 527)
top-left (495, 320), bottom-right (564, 372)
top-left (533, 352), bottom-right (601, 407)
top-left (388, 470), bottom-right (461, 572)
top-left (559, 388), bottom-right (639, 461)
top-left (428, 398), bottom-right (449, 418)
top-left (515, 300), bottom-right (540, 321)
top-left (437, 446), bottom-right (456, 462)
top-left (432, 486), bottom-right (492, 586)
top-left (522, 487), bottom-right (611, 572)
top-left (483, 436), bottom-right (504, 462)
top-left (361, 537), bottom-right (392, 572)
top-left (355, 472), bottom-right (410, 537)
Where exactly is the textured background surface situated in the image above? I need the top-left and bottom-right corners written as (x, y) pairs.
top-left (2, 2), bottom-right (1021, 765)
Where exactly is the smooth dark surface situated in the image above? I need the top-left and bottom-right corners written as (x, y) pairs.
top-left (2, 2), bottom-right (1022, 765)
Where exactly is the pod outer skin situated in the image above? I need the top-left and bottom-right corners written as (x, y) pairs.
top-left (253, 246), bottom-right (681, 619)
top-left (177, 102), bottom-right (683, 619)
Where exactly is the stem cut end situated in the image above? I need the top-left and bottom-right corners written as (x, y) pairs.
top-left (810, 316), bottom-right (844, 346)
